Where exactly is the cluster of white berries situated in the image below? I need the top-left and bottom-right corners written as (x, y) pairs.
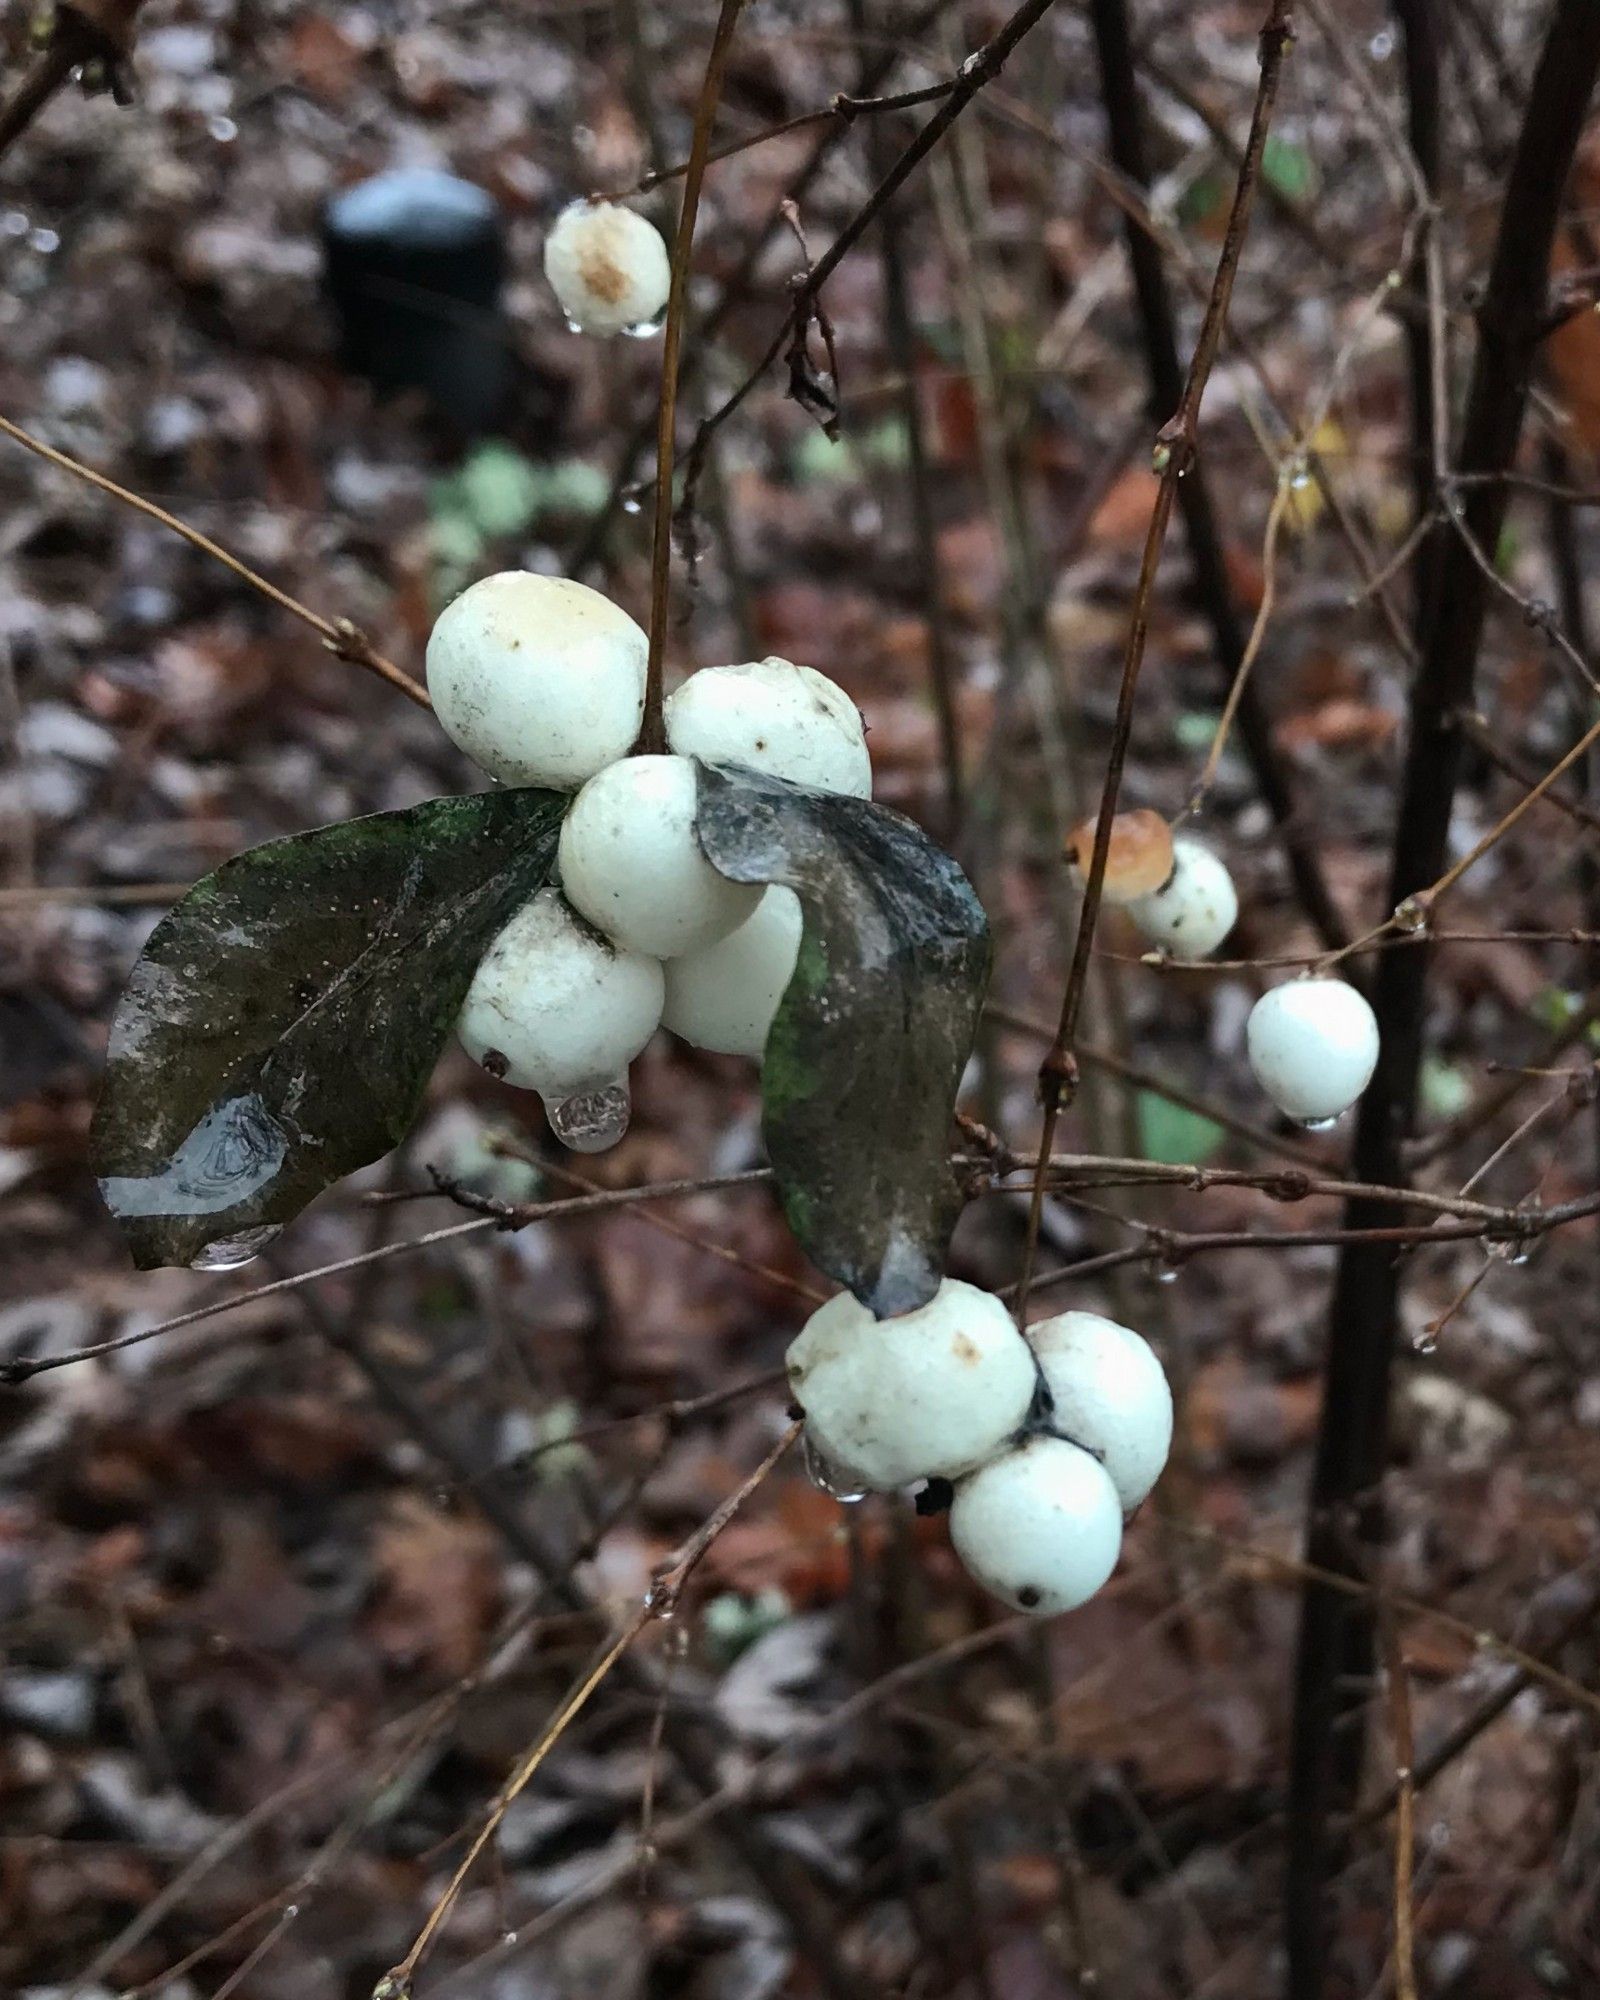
top-left (426, 571), bottom-right (872, 1148)
top-left (543, 199), bottom-right (671, 339)
top-left (1070, 808), bottom-right (1380, 1127)
top-left (787, 1280), bottom-right (1173, 1614)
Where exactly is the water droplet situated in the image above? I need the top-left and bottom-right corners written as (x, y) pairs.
top-left (501, 1930), bottom-right (519, 1947)
top-left (1412, 1327), bottom-right (1438, 1355)
top-left (1369, 28), bottom-right (1395, 59)
top-left (620, 485), bottom-right (646, 515)
top-left (1299, 1114), bottom-right (1342, 1132)
top-left (1392, 895), bottom-right (1429, 934)
top-left (208, 115), bottom-right (238, 142)
top-left (544, 1078), bottom-right (631, 1154)
top-left (1155, 1265), bottom-right (1179, 1286)
top-left (190, 1222), bottom-right (281, 1271)
top-left (283, 1903), bottom-right (300, 1920)
top-left (623, 310), bottom-right (666, 339)
top-left (29, 227), bottom-right (59, 254)
top-left (1488, 1235), bottom-right (1534, 1266)
top-left (564, 314), bottom-right (585, 335)
top-left (802, 1430), bottom-right (868, 1503)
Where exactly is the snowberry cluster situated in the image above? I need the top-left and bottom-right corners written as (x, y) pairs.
top-left (786, 1280), bottom-right (1173, 1616)
top-left (1070, 809), bottom-right (1381, 1127)
top-left (426, 571), bottom-right (872, 1148)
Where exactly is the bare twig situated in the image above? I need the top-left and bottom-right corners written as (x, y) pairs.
top-left (0, 413), bottom-right (430, 708)
top-left (1287, 9), bottom-right (1600, 1990)
top-left (1013, 0), bottom-right (1298, 1332)
top-left (640, 0), bottom-right (747, 750)
top-left (1089, 0), bottom-right (1347, 950)
top-left (379, 1420), bottom-right (802, 1991)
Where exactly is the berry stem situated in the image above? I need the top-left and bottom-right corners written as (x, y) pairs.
top-left (640, 0), bottom-right (747, 753)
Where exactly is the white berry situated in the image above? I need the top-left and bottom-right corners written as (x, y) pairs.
top-left (543, 200), bottom-right (670, 337)
top-left (786, 1279), bottom-right (1037, 1491)
top-left (665, 657), bottom-right (872, 799)
top-left (457, 889), bottom-right (662, 1093)
top-left (950, 1437), bottom-right (1123, 1616)
top-left (427, 572), bottom-right (646, 790)
top-left (1246, 977), bottom-right (1380, 1124)
top-left (1029, 1310), bottom-right (1173, 1512)
top-left (559, 754), bottom-right (760, 959)
top-left (663, 886), bottom-right (802, 1060)
top-left (1125, 836), bottom-right (1237, 956)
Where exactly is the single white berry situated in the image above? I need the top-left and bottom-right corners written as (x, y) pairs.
top-left (787, 1278), bottom-right (1037, 1491)
top-left (559, 753), bottom-right (760, 959)
top-left (543, 199), bottom-right (670, 337)
top-left (427, 571), bottom-right (646, 790)
top-left (1125, 836), bottom-right (1237, 957)
top-left (457, 888), bottom-right (663, 1093)
top-left (663, 885), bottom-right (803, 1060)
top-left (665, 657), bottom-right (872, 799)
top-left (950, 1437), bottom-right (1123, 1616)
top-left (1246, 977), bottom-right (1380, 1124)
top-left (1029, 1310), bottom-right (1173, 1512)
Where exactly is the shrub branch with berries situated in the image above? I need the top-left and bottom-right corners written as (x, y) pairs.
top-left (90, 192), bottom-right (1388, 1623)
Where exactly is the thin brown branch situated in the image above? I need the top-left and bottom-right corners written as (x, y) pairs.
top-left (678, 0), bottom-right (1064, 512)
top-left (1013, 0), bottom-right (1298, 1330)
top-left (641, 0), bottom-right (747, 751)
top-left (0, 413), bottom-right (430, 709)
top-left (1378, 1615), bottom-right (1421, 2000)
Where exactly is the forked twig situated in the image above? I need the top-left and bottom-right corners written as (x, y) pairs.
top-left (375, 1420), bottom-right (800, 1994)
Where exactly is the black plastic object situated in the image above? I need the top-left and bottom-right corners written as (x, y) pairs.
top-left (322, 167), bottom-right (510, 430)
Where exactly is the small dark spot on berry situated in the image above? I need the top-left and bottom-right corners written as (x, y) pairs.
top-left (1018, 1585), bottom-right (1042, 1608)
top-left (480, 1047), bottom-right (510, 1079)
top-left (914, 1477), bottom-right (954, 1516)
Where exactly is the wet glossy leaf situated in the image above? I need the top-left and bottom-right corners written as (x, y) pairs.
top-left (93, 789), bottom-right (564, 1270)
top-left (694, 761), bottom-right (991, 1318)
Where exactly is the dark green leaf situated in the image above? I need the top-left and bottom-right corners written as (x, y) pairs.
top-left (693, 761), bottom-right (991, 1318)
top-left (93, 789), bottom-right (564, 1270)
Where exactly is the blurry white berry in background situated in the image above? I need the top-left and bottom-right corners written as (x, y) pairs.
top-left (666, 657), bottom-right (873, 799)
top-left (543, 199), bottom-right (671, 337)
top-left (426, 571), bottom-right (646, 789)
top-left (1125, 834), bottom-right (1237, 957)
top-left (663, 885), bottom-right (803, 1060)
top-left (1246, 976), bottom-right (1380, 1125)
top-left (457, 888), bottom-right (663, 1097)
top-left (559, 754), bottom-right (761, 959)
top-left (950, 1437), bottom-right (1123, 1616)
top-left (1029, 1309), bottom-right (1173, 1512)
top-left (786, 1279), bottom-right (1037, 1492)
